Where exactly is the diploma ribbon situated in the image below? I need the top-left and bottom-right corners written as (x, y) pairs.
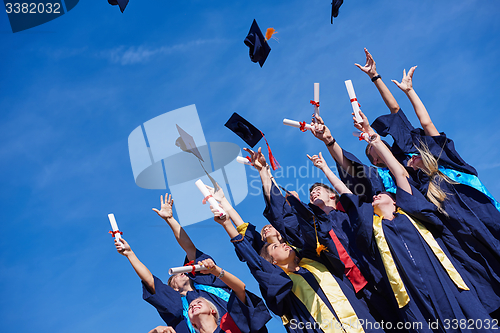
top-left (299, 121), bottom-right (307, 132)
top-left (184, 260), bottom-right (197, 275)
top-left (245, 156), bottom-right (253, 164)
top-left (202, 195), bottom-right (213, 205)
top-left (109, 230), bottom-right (123, 237)
top-left (310, 100), bottom-right (320, 107)
top-left (350, 98), bottom-right (361, 107)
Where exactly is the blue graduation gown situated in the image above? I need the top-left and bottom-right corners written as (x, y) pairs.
top-left (372, 110), bottom-right (500, 313)
top-left (263, 181), bottom-right (401, 329)
top-left (340, 187), bottom-right (493, 333)
top-left (231, 234), bottom-right (384, 333)
top-left (143, 250), bottom-right (229, 330)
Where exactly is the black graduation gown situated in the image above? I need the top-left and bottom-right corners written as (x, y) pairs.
top-left (231, 233), bottom-right (384, 333)
top-left (372, 110), bottom-right (500, 313)
top-left (340, 186), bottom-right (493, 333)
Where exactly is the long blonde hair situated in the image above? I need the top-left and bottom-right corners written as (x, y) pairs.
top-left (415, 142), bottom-right (456, 216)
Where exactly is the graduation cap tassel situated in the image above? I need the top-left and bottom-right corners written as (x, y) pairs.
top-left (260, 131), bottom-right (280, 171)
top-left (265, 28), bottom-right (278, 41)
top-left (312, 215), bottom-right (328, 256)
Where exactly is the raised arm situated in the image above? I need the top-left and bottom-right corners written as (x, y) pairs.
top-left (243, 147), bottom-right (274, 202)
top-left (368, 134), bottom-right (411, 194)
top-left (115, 238), bottom-right (155, 293)
top-left (355, 48), bottom-right (400, 114)
top-left (152, 194), bottom-right (197, 262)
top-left (307, 151), bottom-right (352, 195)
top-left (198, 258), bottom-right (246, 304)
top-left (310, 114), bottom-right (356, 175)
top-left (205, 184), bottom-right (246, 228)
top-left (392, 66), bottom-right (439, 136)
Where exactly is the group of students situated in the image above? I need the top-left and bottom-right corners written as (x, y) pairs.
top-left (114, 49), bottom-right (500, 333)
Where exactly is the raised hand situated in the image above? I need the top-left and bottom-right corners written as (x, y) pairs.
top-left (355, 48), bottom-right (378, 78)
top-left (353, 110), bottom-right (373, 135)
top-left (205, 184), bottom-right (225, 203)
top-left (392, 66), bottom-right (417, 93)
top-left (310, 114), bottom-right (333, 143)
top-left (211, 205), bottom-right (229, 225)
top-left (243, 147), bottom-right (267, 171)
top-left (307, 152), bottom-right (327, 170)
top-left (115, 237), bottom-right (132, 257)
top-left (198, 258), bottom-right (221, 275)
top-left (152, 193), bottom-right (174, 220)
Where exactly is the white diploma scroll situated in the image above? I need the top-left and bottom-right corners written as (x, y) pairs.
top-left (108, 213), bottom-right (122, 241)
top-left (353, 131), bottom-right (369, 141)
top-left (283, 119), bottom-right (313, 131)
top-left (169, 264), bottom-right (205, 275)
top-left (236, 156), bottom-right (252, 166)
top-left (345, 80), bottom-right (363, 123)
top-left (195, 179), bottom-right (226, 218)
top-left (313, 83), bottom-right (320, 117)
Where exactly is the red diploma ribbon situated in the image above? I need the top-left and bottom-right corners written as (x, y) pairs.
top-left (299, 121), bottom-right (307, 132)
top-left (109, 230), bottom-right (123, 237)
top-left (184, 260), bottom-right (197, 275)
top-left (350, 98), bottom-right (361, 107)
top-left (245, 156), bottom-right (252, 164)
top-left (310, 100), bottom-right (320, 107)
top-left (202, 195), bottom-right (212, 205)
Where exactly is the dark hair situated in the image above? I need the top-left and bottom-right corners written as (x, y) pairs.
top-left (309, 182), bottom-right (339, 201)
top-left (365, 140), bottom-right (391, 166)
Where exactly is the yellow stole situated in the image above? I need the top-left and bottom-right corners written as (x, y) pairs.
top-left (282, 258), bottom-right (365, 333)
top-left (372, 209), bottom-right (469, 308)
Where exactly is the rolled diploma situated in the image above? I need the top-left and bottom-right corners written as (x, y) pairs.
top-left (352, 131), bottom-right (369, 141)
top-left (283, 119), bottom-right (313, 131)
top-left (314, 83), bottom-right (320, 117)
top-left (236, 156), bottom-right (252, 166)
top-left (195, 179), bottom-right (226, 218)
top-left (345, 80), bottom-right (363, 123)
top-left (169, 264), bottom-right (205, 275)
top-left (108, 213), bottom-right (122, 241)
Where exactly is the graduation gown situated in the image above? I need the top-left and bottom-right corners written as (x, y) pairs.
top-left (340, 186), bottom-right (493, 333)
top-left (232, 233), bottom-right (384, 333)
top-left (143, 249), bottom-right (270, 333)
top-left (372, 110), bottom-right (500, 313)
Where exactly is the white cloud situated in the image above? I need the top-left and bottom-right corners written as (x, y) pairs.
top-left (100, 39), bottom-right (227, 65)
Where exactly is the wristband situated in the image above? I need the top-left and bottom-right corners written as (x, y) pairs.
top-left (326, 138), bottom-right (336, 147)
top-left (218, 269), bottom-right (225, 278)
top-left (371, 75), bottom-right (381, 82)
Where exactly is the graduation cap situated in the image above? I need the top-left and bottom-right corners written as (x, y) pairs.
top-left (244, 19), bottom-right (271, 67)
top-left (175, 124), bottom-right (204, 162)
top-left (331, 0), bottom-right (344, 23)
top-left (108, 0), bottom-right (129, 13)
top-left (225, 112), bottom-right (280, 170)
top-left (175, 125), bottom-right (222, 190)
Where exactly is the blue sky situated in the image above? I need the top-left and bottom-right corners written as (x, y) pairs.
top-left (1, 1), bottom-right (500, 332)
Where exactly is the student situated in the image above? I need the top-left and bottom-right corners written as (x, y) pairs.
top-left (207, 186), bottom-right (385, 333)
top-left (321, 133), bottom-right (494, 332)
top-left (144, 259), bottom-right (271, 333)
top-left (243, 147), bottom-right (402, 331)
top-left (363, 67), bottom-right (500, 317)
top-left (115, 194), bottom-right (268, 333)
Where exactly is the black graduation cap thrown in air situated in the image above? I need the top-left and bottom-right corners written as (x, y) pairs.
top-left (108, 0), bottom-right (129, 13)
top-left (224, 112), bottom-right (263, 148)
top-left (244, 19), bottom-right (271, 67)
top-left (331, 0), bottom-right (344, 23)
top-left (225, 112), bottom-right (280, 170)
